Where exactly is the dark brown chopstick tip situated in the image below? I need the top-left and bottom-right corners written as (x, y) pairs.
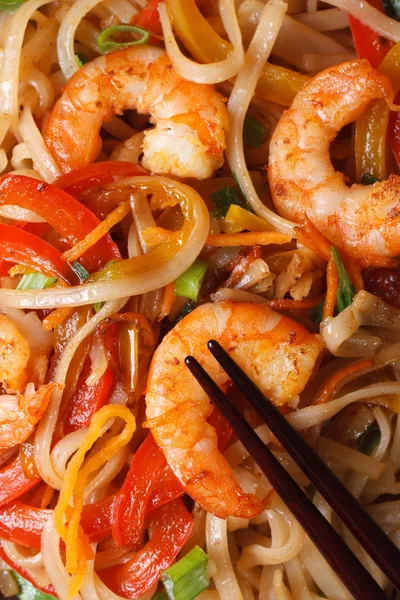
top-left (207, 339), bottom-right (219, 351)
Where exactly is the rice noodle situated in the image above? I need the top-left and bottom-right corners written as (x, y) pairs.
top-left (206, 513), bottom-right (243, 600)
top-left (0, 177), bottom-right (209, 309)
top-left (159, 0), bottom-right (245, 84)
top-left (1, 541), bottom-right (43, 568)
top-left (19, 104), bottom-right (61, 181)
top-left (225, 0), bottom-right (296, 237)
top-left (323, 0), bottom-right (400, 42)
top-left (35, 298), bottom-right (128, 489)
top-left (0, 204), bottom-right (45, 222)
top-left (57, 0), bottom-right (106, 79)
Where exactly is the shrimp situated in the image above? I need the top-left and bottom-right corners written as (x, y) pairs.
top-left (145, 301), bottom-right (324, 518)
top-left (0, 312), bottom-right (57, 448)
top-left (44, 47), bottom-right (229, 179)
top-left (268, 59), bottom-right (400, 266)
top-left (0, 382), bottom-right (58, 449)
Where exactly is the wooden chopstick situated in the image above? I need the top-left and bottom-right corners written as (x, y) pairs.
top-left (206, 339), bottom-right (400, 593)
top-left (185, 350), bottom-right (392, 600)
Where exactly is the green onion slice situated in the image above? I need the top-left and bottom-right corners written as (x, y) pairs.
top-left (76, 53), bottom-right (88, 67)
top-left (361, 172), bottom-right (379, 185)
top-left (161, 546), bottom-right (209, 600)
top-left (331, 246), bottom-right (355, 314)
top-left (97, 25), bottom-right (150, 53)
top-left (309, 299), bottom-right (324, 324)
top-left (243, 115), bottom-right (266, 148)
top-left (0, 0), bottom-right (26, 12)
top-left (151, 592), bottom-right (168, 600)
top-left (358, 423), bottom-right (381, 456)
top-left (13, 571), bottom-right (54, 600)
top-left (210, 186), bottom-right (243, 220)
top-left (71, 261), bottom-right (90, 282)
top-left (17, 272), bottom-right (57, 291)
top-left (174, 260), bottom-right (208, 302)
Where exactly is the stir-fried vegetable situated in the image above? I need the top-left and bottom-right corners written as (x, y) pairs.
top-left (97, 25), bottom-right (150, 53)
top-left (12, 572), bottom-right (54, 600)
top-left (0, 456), bottom-right (40, 508)
top-left (112, 434), bottom-right (167, 549)
top-left (161, 546), bottom-right (209, 600)
top-left (210, 186), bottom-right (243, 220)
top-left (359, 423), bottom-right (381, 455)
top-left (174, 260), bottom-right (208, 302)
top-left (0, 175), bottom-right (120, 272)
top-left (361, 173), bottom-right (379, 185)
top-left (71, 261), bottom-right (90, 282)
top-left (16, 273), bottom-right (57, 290)
top-left (243, 115), bottom-right (266, 148)
top-left (0, 0), bottom-right (26, 12)
top-left (331, 247), bottom-right (355, 313)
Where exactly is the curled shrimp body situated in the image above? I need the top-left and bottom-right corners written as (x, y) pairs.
top-left (45, 47), bottom-right (229, 179)
top-left (269, 59), bottom-right (400, 265)
top-left (0, 382), bottom-right (57, 449)
top-left (0, 312), bottom-right (56, 449)
top-left (145, 302), bottom-right (324, 518)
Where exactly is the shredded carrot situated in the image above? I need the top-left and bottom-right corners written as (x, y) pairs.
top-left (206, 231), bottom-right (290, 247)
top-left (294, 227), bottom-right (320, 255)
top-left (158, 281), bottom-right (176, 322)
top-left (323, 258), bottom-right (338, 320)
top-left (299, 217), bottom-right (331, 261)
top-left (54, 405), bottom-right (136, 600)
top-left (343, 256), bottom-right (364, 292)
top-left (110, 312), bottom-right (155, 346)
top-left (314, 359), bottom-right (374, 405)
top-left (265, 295), bottom-right (324, 311)
top-left (42, 307), bottom-right (75, 331)
top-left (8, 265), bottom-right (36, 277)
top-left (40, 484), bottom-right (55, 508)
top-left (142, 226), bottom-right (173, 249)
top-left (63, 201), bottom-right (130, 263)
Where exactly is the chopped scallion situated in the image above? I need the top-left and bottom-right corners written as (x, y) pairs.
top-left (358, 423), bottom-right (381, 456)
top-left (309, 299), bottom-right (324, 324)
top-left (16, 272), bottom-right (57, 291)
top-left (361, 172), bottom-right (379, 185)
top-left (243, 115), bottom-right (266, 148)
top-left (331, 246), bottom-right (355, 313)
top-left (161, 546), bottom-right (209, 600)
top-left (151, 592), bottom-right (168, 600)
top-left (173, 301), bottom-right (196, 325)
top-left (232, 171), bottom-right (255, 214)
top-left (97, 25), bottom-right (150, 53)
top-left (71, 261), bottom-right (90, 282)
top-left (0, 0), bottom-right (26, 12)
top-left (13, 571), bottom-right (54, 600)
top-left (174, 260), bottom-right (208, 302)
top-left (210, 186), bottom-right (243, 220)
top-left (76, 53), bottom-right (88, 67)
top-left (93, 302), bottom-right (104, 313)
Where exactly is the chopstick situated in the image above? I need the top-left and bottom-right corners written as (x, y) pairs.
top-left (185, 340), bottom-right (400, 600)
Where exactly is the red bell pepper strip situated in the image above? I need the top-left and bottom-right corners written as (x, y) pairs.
top-left (0, 502), bottom-right (51, 549)
top-left (349, 0), bottom-right (394, 69)
top-left (388, 90), bottom-right (400, 167)
top-left (112, 434), bottom-right (167, 549)
top-left (98, 498), bottom-right (193, 598)
top-left (0, 223), bottom-right (78, 283)
top-left (81, 494), bottom-right (115, 543)
top-left (134, 0), bottom-right (163, 35)
top-left (0, 545), bottom-right (57, 597)
top-left (55, 162), bottom-right (147, 200)
top-left (0, 456), bottom-right (40, 508)
top-left (62, 364), bottom-right (115, 435)
top-left (147, 466), bottom-right (184, 513)
top-left (0, 175), bottom-right (120, 272)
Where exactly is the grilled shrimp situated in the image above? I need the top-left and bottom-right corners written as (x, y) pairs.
top-left (0, 382), bottom-right (57, 449)
top-left (269, 59), bottom-right (400, 265)
top-left (44, 47), bottom-right (229, 179)
top-left (145, 302), bottom-right (324, 518)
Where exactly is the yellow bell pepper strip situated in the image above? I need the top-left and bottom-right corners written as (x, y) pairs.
top-left (354, 42), bottom-right (400, 182)
top-left (166, 0), bottom-right (308, 106)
